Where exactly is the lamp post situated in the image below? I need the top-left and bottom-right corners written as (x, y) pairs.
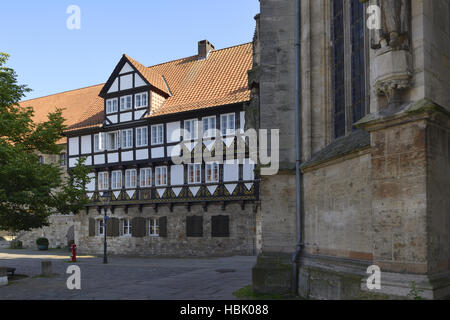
top-left (101, 190), bottom-right (111, 264)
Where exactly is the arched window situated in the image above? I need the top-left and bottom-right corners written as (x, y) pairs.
top-left (331, 0), bottom-right (367, 139)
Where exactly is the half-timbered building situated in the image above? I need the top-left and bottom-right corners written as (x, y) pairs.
top-left (59, 41), bottom-right (258, 256)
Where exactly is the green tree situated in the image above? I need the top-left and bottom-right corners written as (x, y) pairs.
top-left (0, 52), bottom-right (91, 232)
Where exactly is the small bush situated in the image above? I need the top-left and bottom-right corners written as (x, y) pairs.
top-left (10, 240), bottom-right (23, 249)
top-left (36, 238), bottom-right (49, 246)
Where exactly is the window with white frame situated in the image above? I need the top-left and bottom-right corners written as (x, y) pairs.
top-left (125, 169), bottom-right (137, 188)
top-left (205, 162), bottom-right (219, 183)
top-left (155, 166), bottom-right (167, 186)
top-left (111, 171), bottom-right (122, 190)
top-left (97, 219), bottom-right (105, 236)
top-left (98, 172), bottom-right (109, 190)
top-left (106, 98), bottom-right (118, 114)
top-left (60, 152), bottom-right (67, 166)
top-left (202, 116), bottom-right (216, 138)
top-left (106, 131), bottom-right (120, 150)
top-left (135, 92), bottom-right (148, 109)
top-left (121, 218), bottom-right (131, 236)
top-left (221, 113), bottom-right (235, 136)
top-left (136, 126), bottom-right (148, 147)
top-left (188, 163), bottom-right (202, 184)
top-left (120, 95), bottom-right (132, 111)
top-left (148, 218), bottom-right (159, 236)
top-left (184, 119), bottom-right (198, 140)
top-left (140, 168), bottom-right (152, 188)
top-left (94, 133), bottom-right (106, 152)
top-left (151, 124), bottom-right (164, 145)
top-left (121, 129), bottom-right (133, 149)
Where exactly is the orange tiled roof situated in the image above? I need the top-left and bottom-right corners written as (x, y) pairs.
top-left (124, 54), bottom-right (170, 96)
top-left (20, 42), bottom-right (252, 134)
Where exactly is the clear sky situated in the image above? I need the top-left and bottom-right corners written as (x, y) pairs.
top-left (1, 0), bottom-right (260, 100)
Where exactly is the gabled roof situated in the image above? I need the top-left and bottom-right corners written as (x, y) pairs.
top-left (19, 42), bottom-right (253, 134)
top-left (124, 54), bottom-right (170, 96)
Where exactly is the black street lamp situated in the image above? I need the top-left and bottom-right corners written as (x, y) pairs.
top-left (101, 190), bottom-right (111, 264)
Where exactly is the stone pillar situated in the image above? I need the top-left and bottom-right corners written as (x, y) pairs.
top-left (0, 267), bottom-right (7, 286)
top-left (357, 99), bottom-right (450, 299)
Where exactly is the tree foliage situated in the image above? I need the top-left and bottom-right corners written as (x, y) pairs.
top-left (0, 52), bottom-right (91, 232)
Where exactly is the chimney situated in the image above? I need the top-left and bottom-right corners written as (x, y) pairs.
top-left (198, 40), bottom-right (215, 60)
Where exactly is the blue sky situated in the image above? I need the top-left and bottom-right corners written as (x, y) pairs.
top-left (0, 1), bottom-right (259, 100)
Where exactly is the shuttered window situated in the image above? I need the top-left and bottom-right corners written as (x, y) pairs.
top-left (121, 218), bottom-right (131, 236)
top-left (148, 218), bottom-right (159, 236)
top-left (211, 215), bottom-right (230, 237)
top-left (159, 216), bottom-right (168, 237)
top-left (186, 216), bottom-right (203, 237)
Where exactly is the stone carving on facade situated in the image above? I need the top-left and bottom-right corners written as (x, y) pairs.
top-left (370, 0), bottom-right (411, 51)
top-left (367, 0), bottom-right (412, 106)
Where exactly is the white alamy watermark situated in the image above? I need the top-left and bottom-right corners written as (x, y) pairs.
top-left (366, 5), bottom-right (381, 30)
top-left (170, 127), bottom-right (280, 176)
top-left (66, 265), bottom-right (81, 290)
top-left (366, 265), bottom-right (381, 290)
top-left (66, 5), bottom-right (81, 30)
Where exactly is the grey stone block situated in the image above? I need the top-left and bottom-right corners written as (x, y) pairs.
top-left (41, 261), bottom-right (52, 277)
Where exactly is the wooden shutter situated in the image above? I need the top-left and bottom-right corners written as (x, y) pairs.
top-left (111, 218), bottom-right (120, 237)
top-left (88, 218), bottom-right (95, 237)
top-left (159, 216), bottom-right (167, 237)
top-left (132, 217), bottom-right (146, 238)
top-left (212, 215), bottom-right (229, 237)
top-left (186, 216), bottom-right (203, 237)
top-left (106, 218), bottom-right (114, 237)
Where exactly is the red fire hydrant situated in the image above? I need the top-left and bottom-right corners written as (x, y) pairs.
top-left (71, 244), bottom-right (77, 262)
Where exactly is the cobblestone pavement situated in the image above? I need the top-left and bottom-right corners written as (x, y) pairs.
top-left (0, 249), bottom-right (256, 300)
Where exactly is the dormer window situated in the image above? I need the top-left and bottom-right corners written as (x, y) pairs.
top-left (106, 98), bottom-right (118, 114)
top-left (135, 92), bottom-right (148, 109)
top-left (120, 95), bottom-right (132, 111)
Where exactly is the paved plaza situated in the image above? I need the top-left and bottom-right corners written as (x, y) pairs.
top-left (0, 249), bottom-right (256, 300)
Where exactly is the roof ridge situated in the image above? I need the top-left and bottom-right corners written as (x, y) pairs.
top-left (20, 83), bottom-right (104, 103)
top-left (145, 42), bottom-right (252, 69)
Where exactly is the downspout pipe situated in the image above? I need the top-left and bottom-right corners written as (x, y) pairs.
top-left (291, 0), bottom-right (302, 296)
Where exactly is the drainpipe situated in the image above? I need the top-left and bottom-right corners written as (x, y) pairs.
top-left (291, 0), bottom-right (302, 296)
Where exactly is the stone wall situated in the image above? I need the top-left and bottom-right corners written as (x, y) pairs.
top-left (16, 214), bottom-right (77, 249)
top-left (77, 202), bottom-right (257, 257)
top-left (259, 173), bottom-right (297, 253)
top-left (302, 151), bottom-right (373, 260)
top-left (426, 119), bottom-right (450, 274)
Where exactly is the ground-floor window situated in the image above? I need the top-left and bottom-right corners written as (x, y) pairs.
top-left (211, 215), bottom-right (230, 237)
top-left (186, 216), bottom-right (203, 237)
top-left (97, 219), bottom-right (104, 236)
top-left (121, 218), bottom-right (131, 236)
top-left (148, 218), bottom-right (159, 236)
